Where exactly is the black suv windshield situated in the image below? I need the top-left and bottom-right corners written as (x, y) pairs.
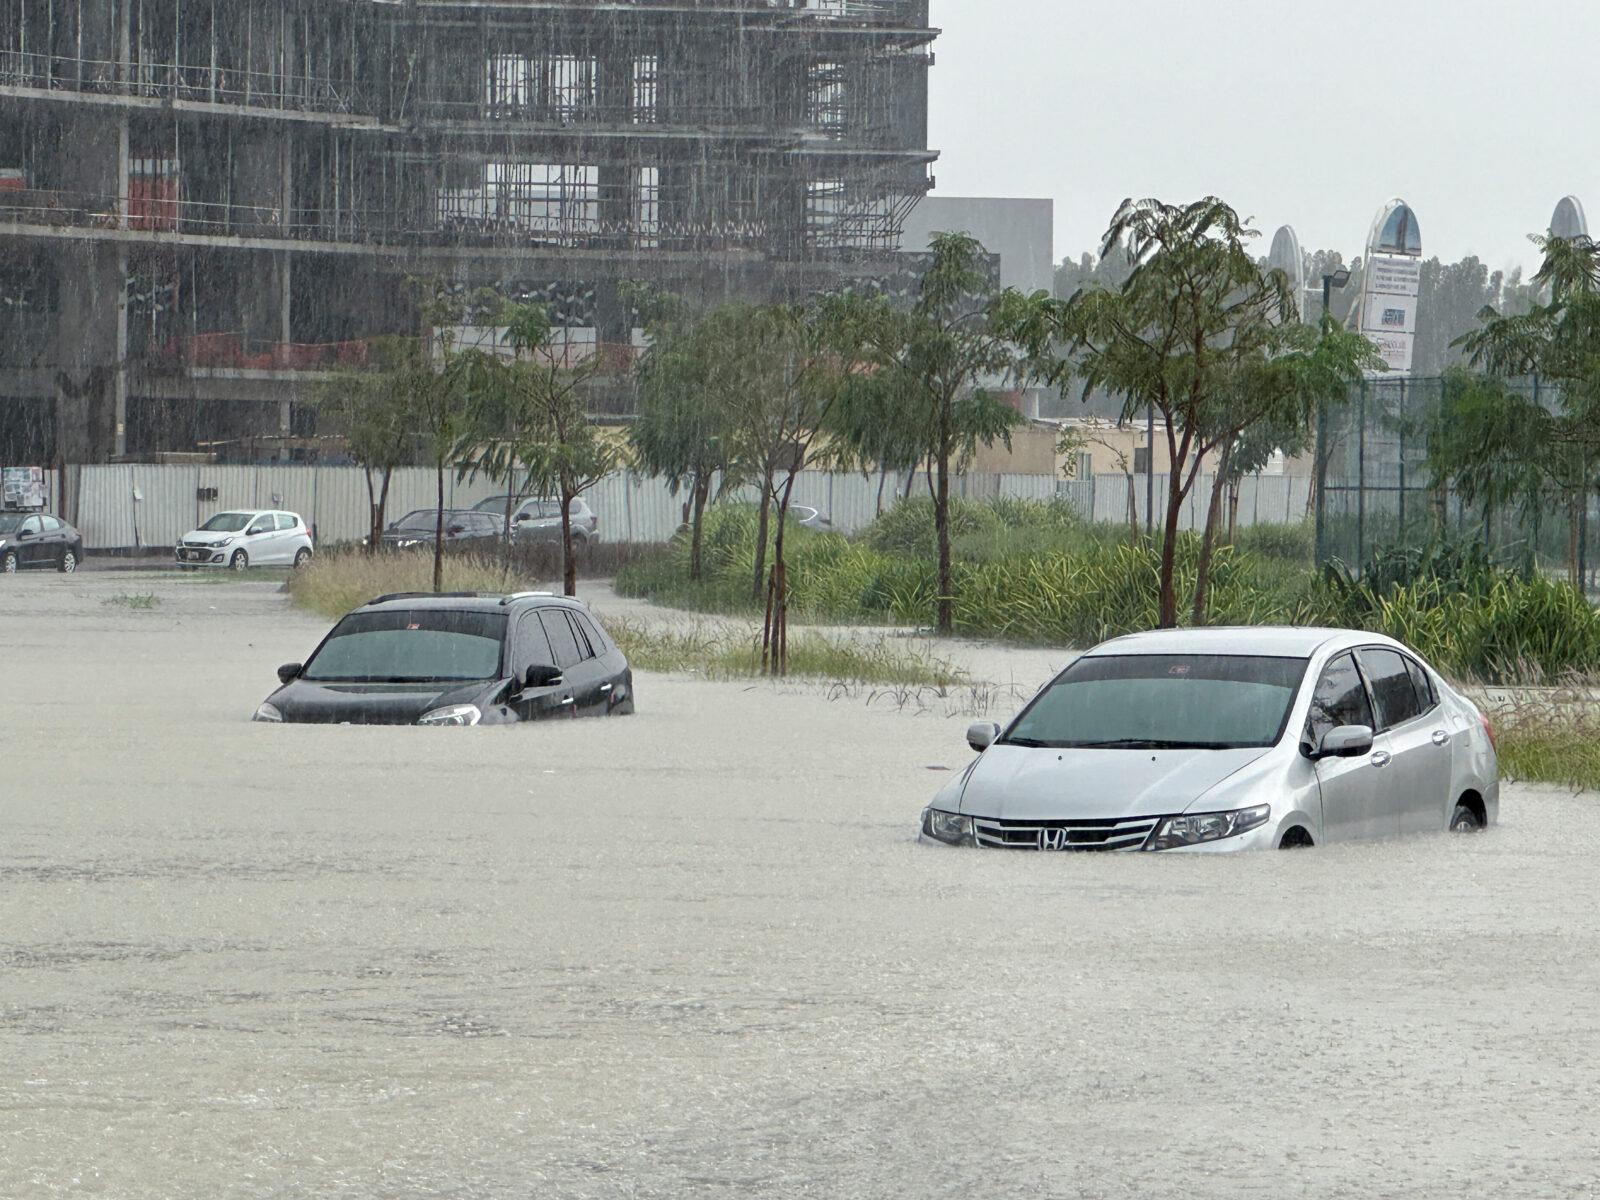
top-left (0, 513), bottom-right (25, 534)
top-left (1002, 654), bottom-right (1308, 750)
top-left (303, 610), bottom-right (507, 682)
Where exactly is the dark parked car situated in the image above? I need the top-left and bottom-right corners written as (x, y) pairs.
top-left (379, 509), bottom-right (505, 553)
top-left (471, 495), bottom-right (599, 548)
top-left (254, 591), bottom-right (635, 725)
top-left (0, 512), bottom-right (83, 573)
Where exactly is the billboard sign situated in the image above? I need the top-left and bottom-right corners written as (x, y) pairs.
top-left (2, 466), bottom-right (47, 510)
top-left (1358, 199), bottom-right (1422, 375)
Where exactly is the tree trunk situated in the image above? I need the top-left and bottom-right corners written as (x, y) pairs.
top-left (364, 467), bottom-right (379, 553)
top-left (876, 464), bottom-right (888, 515)
top-left (560, 493), bottom-right (577, 597)
top-left (751, 475), bottom-right (773, 603)
top-left (376, 466), bottom-right (393, 555)
top-left (432, 462), bottom-right (445, 593)
top-left (763, 474), bottom-right (798, 675)
top-left (1125, 470), bottom-right (1139, 547)
top-left (1226, 480), bottom-right (1240, 545)
top-left (1192, 452), bottom-right (1231, 626)
top-left (502, 485), bottom-right (516, 581)
top-left (1157, 470), bottom-right (1185, 629)
top-left (688, 473), bottom-right (710, 582)
top-left (1569, 491), bottom-right (1580, 587)
top-left (935, 447), bottom-right (953, 635)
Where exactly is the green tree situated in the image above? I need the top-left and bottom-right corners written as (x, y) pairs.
top-left (316, 335), bottom-right (427, 553)
top-left (1441, 233), bottom-right (1600, 579)
top-left (630, 298), bottom-right (744, 581)
top-left (718, 302), bottom-right (854, 670)
top-left (452, 299), bottom-right (555, 579)
top-left (500, 315), bottom-right (615, 599)
top-left (1002, 197), bottom-right (1377, 627)
top-left (839, 234), bottom-right (1021, 635)
top-left (403, 277), bottom-right (481, 593)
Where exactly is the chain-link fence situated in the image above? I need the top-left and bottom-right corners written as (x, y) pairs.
top-left (1316, 374), bottom-right (1598, 585)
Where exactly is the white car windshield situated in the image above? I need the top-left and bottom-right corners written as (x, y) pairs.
top-left (199, 512), bottom-right (253, 532)
top-left (302, 610), bottom-right (506, 682)
top-left (1002, 654), bottom-right (1308, 750)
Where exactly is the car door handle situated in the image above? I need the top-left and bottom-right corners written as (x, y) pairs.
top-left (1431, 729), bottom-right (1450, 746)
top-left (599, 682), bottom-right (612, 693)
top-left (1370, 750), bottom-right (1391, 768)
top-left (560, 695), bottom-right (574, 705)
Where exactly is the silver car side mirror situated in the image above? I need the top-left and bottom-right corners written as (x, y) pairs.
top-left (967, 721), bottom-right (1000, 752)
top-left (1318, 724), bottom-right (1374, 759)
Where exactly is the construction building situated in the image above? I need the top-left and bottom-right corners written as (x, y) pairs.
top-left (0, 0), bottom-right (937, 463)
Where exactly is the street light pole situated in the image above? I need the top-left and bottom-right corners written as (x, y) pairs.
top-left (1314, 268), bottom-right (1352, 564)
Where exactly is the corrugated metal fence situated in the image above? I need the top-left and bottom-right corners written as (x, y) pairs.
top-left (39, 464), bottom-right (1310, 551)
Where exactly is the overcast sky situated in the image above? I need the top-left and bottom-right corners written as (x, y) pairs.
top-left (927, 0), bottom-right (1598, 276)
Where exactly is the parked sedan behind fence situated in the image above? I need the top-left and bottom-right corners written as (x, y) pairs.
top-left (378, 510), bottom-right (506, 554)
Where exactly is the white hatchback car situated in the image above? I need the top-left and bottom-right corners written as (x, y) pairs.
top-left (922, 627), bottom-right (1498, 852)
top-left (176, 510), bottom-right (314, 569)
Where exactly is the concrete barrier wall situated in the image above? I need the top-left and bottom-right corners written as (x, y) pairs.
top-left (63, 464), bottom-right (1313, 551)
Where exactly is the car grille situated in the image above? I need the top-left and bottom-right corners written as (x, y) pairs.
top-left (182, 540), bottom-right (213, 549)
top-left (971, 816), bottom-right (1162, 852)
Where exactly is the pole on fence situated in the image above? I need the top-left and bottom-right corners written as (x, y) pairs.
top-left (1397, 378), bottom-right (1406, 542)
top-left (1356, 380), bottom-right (1367, 570)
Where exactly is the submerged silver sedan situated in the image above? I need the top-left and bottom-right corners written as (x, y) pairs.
top-left (921, 628), bottom-right (1498, 852)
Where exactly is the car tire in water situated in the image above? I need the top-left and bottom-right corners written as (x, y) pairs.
top-left (2, 550), bottom-right (17, 573)
top-left (230, 550), bottom-right (249, 571)
top-left (293, 548), bottom-right (312, 568)
top-left (1449, 802), bottom-right (1484, 832)
top-left (58, 549), bottom-right (77, 573)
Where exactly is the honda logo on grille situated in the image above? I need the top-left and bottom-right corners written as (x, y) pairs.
top-left (1038, 827), bottom-right (1068, 851)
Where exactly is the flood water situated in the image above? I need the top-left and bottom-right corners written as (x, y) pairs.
top-left (2, 572), bottom-right (1597, 1197)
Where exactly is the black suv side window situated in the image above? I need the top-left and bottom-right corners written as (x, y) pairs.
top-left (515, 611), bottom-right (556, 675)
top-left (1305, 652), bottom-right (1374, 750)
top-left (1358, 647), bottom-right (1423, 731)
top-left (571, 612), bottom-right (606, 658)
top-left (539, 610), bottom-right (584, 669)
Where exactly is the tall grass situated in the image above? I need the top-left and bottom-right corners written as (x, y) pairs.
top-left (618, 502), bottom-right (1323, 645)
top-left (618, 502), bottom-right (1600, 685)
top-left (285, 548), bottom-right (533, 619)
top-left (605, 617), bottom-right (966, 686)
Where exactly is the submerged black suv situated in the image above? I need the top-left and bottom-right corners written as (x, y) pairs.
top-left (254, 591), bottom-right (634, 725)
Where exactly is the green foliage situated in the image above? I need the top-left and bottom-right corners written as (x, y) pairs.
top-left (1231, 521), bottom-right (1314, 564)
top-left (1318, 535), bottom-right (1600, 682)
top-left (1001, 195), bottom-right (1380, 627)
top-left (619, 499), bottom-right (1323, 646)
top-left (103, 592), bottom-right (160, 610)
top-left (618, 498), bottom-right (1600, 685)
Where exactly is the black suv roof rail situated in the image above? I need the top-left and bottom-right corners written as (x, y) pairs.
top-left (365, 591), bottom-right (485, 605)
top-left (498, 590), bottom-right (558, 606)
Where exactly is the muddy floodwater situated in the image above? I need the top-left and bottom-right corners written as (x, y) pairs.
top-left (2, 572), bottom-right (1598, 1197)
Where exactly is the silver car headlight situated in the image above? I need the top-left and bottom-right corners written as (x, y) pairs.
top-left (1148, 804), bottom-right (1270, 850)
top-left (253, 702), bottom-right (283, 723)
top-left (922, 808), bottom-right (973, 846)
top-left (418, 704), bottom-right (481, 727)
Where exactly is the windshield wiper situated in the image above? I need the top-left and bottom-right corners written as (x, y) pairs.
top-left (998, 736), bottom-right (1054, 747)
top-left (1070, 738), bottom-right (1207, 750)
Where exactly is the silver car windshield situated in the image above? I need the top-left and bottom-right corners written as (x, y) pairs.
top-left (1002, 654), bottom-right (1308, 750)
top-left (302, 610), bottom-right (507, 683)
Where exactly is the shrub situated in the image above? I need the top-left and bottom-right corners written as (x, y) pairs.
top-left (1232, 521), bottom-right (1314, 565)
